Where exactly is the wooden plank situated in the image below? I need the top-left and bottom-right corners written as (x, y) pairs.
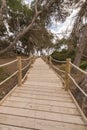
top-left (28, 79), bottom-right (60, 81)
top-left (0, 58), bottom-right (86, 129)
top-left (28, 77), bottom-right (58, 79)
top-left (6, 96), bottom-right (77, 108)
top-left (22, 84), bottom-right (67, 90)
top-left (0, 114), bottom-right (86, 130)
top-left (15, 89), bottom-right (70, 98)
top-left (0, 106), bottom-right (84, 125)
top-left (24, 81), bottom-right (62, 88)
top-left (22, 84), bottom-right (65, 91)
top-left (11, 92), bottom-right (73, 102)
top-left (17, 87), bottom-right (68, 95)
top-left (13, 90), bottom-right (69, 99)
top-left (2, 100), bottom-right (80, 115)
top-left (0, 124), bottom-right (31, 130)
top-left (18, 87), bottom-right (67, 94)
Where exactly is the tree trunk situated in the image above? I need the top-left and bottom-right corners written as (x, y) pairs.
top-left (74, 26), bottom-right (87, 66)
top-left (0, 0), bottom-right (6, 25)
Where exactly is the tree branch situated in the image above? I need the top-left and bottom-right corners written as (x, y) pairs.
top-left (0, 0), bottom-right (56, 55)
top-left (35, 0), bottom-right (38, 14)
top-left (42, 0), bottom-right (55, 12)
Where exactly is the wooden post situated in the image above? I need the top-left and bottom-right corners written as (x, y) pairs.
top-left (49, 56), bottom-right (51, 65)
top-left (46, 56), bottom-right (48, 63)
top-left (17, 56), bottom-right (22, 86)
top-left (65, 58), bottom-right (71, 91)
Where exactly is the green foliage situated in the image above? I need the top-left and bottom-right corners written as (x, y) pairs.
top-left (80, 61), bottom-right (87, 69)
top-left (0, 0), bottom-right (2, 8)
top-left (54, 38), bottom-right (67, 50)
top-left (23, 5), bottom-right (34, 21)
top-left (1, 0), bottom-right (84, 57)
top-left (7, 0), bottom-right (23, 11)
top-left (0, 0), bottom-right (35, 55)
top-left (51, 50), bottom-right (67, 61)
top-left (26, 27), bottom-right (54, 52)
top-left (51, 49), bottom-right (76, 62)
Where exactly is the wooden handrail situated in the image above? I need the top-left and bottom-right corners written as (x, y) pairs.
top-left (0, 70), bottom-right (18, 86)
top-left (17, 56), bottom-right (22, 86)
top-left (21, 57), bottom-right (31, 61)
top-left (0, 56), bottom-right (32, 87)
top-left (47, 56), bottom-right (87, 121)
top-left (22, 63), bottom-right (30, 71)
top-left (49, 56), bottom-right (87, 93)
top-left (70, 62), bottom-right (87, 75)
top-left (51, 63), bottom-right (65, 73)
top-left (51, 57), bottom-right (66, 63)
top-left (65, 58), bottom-right (71, 91)
top-left (68, 74), bottom-right (87, 97)
top-left (0, 59), bottom-right (17, 67)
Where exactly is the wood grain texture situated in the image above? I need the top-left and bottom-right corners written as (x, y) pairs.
top-left (0, 58), bottom-right (87, 129)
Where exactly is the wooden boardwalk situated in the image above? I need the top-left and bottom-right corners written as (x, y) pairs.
top-left (0, 58), bottom-right (87, 130)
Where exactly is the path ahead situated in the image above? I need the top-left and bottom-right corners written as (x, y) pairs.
top-left (0, 58), bottom-right (87, 130)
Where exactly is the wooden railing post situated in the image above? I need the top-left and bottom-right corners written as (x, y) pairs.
top-left (46, 56), bottom-right (48, 63)
top-left (49, 56), bottom-right (52, 65)
top-left (65, 58), bottom-right (71, 91)
top-left (17, 56), bottom-right (22, 86)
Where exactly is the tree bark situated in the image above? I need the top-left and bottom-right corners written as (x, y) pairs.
top-left (0, 0), bottom-right (6, 25)
top-left (74, 26), bottom-right (87, 66)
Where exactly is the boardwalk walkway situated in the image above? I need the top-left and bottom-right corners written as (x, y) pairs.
top-left (0, 58), bottom-right (87, 130)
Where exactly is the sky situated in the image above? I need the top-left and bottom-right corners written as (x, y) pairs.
top-left (24, 0), bottom-right (33, 5)
top-left (50, 8), bottom-right (80, 39)
top-left (24, 0), bottom-right (80, 39)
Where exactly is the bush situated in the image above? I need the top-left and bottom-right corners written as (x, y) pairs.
top-left (80, 61), bottom-right (87, 70)
top-left (51, 49), bottom-right (75, 62)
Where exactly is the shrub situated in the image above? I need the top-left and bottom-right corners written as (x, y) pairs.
top-left (80, 61), bottom-right (87, 70)
top-left (51, 49), bottom-right (75, 62)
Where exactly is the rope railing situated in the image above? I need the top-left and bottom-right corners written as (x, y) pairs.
top-left (21, 57), bottom-right (31, 61)
top-left (22, 63), bottom-right (30, 71)
top-left (0, 59), bottom-right (18, 67)
top-left (51, 57), bottom-right (66, 63)
top-left (0, 70), bottom-right (18, 86)
top-left (47, 56), bottom-right (87, 121)
top-left (0, 56), bottom-right (33, 87)
top-left (50, 56), bottom-right (66, 72)
top-left (51, 63), bottom-right (65, 73)
top-left (16, 56), bottom-right (33, 86)
top-left (68, 74), bottom-right (87, 97)
top-left (49, 56), bottom-right (87, 94)
top-left (70, 62), bottom-right (87, 75)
